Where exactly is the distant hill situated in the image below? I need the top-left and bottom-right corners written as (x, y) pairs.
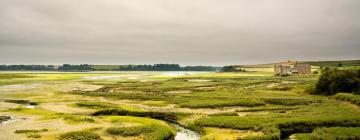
top-left (221, 59), bottom-right (360, 72)
top-left (238, 60), bottom-right (360, 68)
top-left (303, 60), bottom-right (360, 67)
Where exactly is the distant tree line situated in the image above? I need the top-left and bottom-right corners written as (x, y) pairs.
top-left (118, 64), bottom-right (219, 71)
top-left (220, 66), bottom-right (246, 72)
top-left (0, 64), bottom-right (219, 71)
top-left (58, 64), bottom-right (93, 71)
top-left (0, 65), bottom-right (56, 71)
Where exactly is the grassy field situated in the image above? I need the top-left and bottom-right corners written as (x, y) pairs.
top-left (0, 71), bottom-right (359, 140)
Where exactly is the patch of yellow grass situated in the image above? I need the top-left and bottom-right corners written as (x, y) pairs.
top-left (200, 127), bottom-right (263, 140)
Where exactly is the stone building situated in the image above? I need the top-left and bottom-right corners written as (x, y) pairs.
top-left (274, 61), bottom-right (311, 75)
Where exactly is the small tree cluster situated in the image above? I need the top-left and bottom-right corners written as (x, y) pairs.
top-left (220, 66), bottom-right (246, 72)
top-left (315, 68), bottom-right (360, 95)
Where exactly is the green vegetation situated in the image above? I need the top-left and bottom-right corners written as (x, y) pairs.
top-left (74, 101), bottom-right (117, 109)
top-left (1, 70), bottom-right (360, 139)
top-left (58, 131), bottom-right (101, 140)
top-left (179, 99), bottom-right (265, 108)
top-left (107, 124), bottom-right (174, 140)
top-left (315, 68), bottom-right (360, 95)
top-left (14, 129), bottom-right (48, 134)
top-left (195, 116), bottom-right (266, 130)
top-left (236, 106), bottom-right (299, 112)
top-left (93, 108), bottom-right (187, 122)
top-left (220, 66), bottom-right (246, 72)
top-left (5, 99), bottom-right (39, 105)
top-left (107, 125), bottom-right (151, 136)
top-left (334, 93), bottom-right (360, 106)
top-left (296, 127), bottom-right (360, 140)
top-left (27, 134), bottom-right (41, 138)
top-left (0, 115), bottom-right (11, 123)
top-left (209, 112), bottom-right (238, 116)
top-left (263, 98), bottom-right (320, 106)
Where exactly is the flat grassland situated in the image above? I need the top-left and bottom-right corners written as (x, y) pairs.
top-left (0, 71), bottom-right (359, 140)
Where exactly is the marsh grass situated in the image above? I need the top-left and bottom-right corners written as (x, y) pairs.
top-left (15, 129), bottom-right (48, 134)
top-left (58, 131), bottom-right (102, 140)
top-left (5, 99), bottom-right (39, 105)
top-left (236, 106), bottom-right (299, 112)
top-left (93, 108), bottom-right (188, 122)
top-left (310, 127), bottom-right (360, 140)
top-left (179, 99), bottom-right (265, 108)
top-left (27, 134), bottom-right (41, 138)
top-left (194, 116), bottom-right (268, 130)
top-left (74, 102), bottom-right (116, 109)
top-left (3, 72), bottom-right (360, 139)
top-left (334, 93), bottom-right (360, 106)
top-left (263, 98), bottom-right (320, 106)
top-left (209, 112), bottom-right (239, 116)
top-left (106, 124), bottom-right (175, 140)
top-left (6, 107), bottom-right (96, 123)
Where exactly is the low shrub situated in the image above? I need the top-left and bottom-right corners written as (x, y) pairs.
top-left (334, 93), bottom-right (360, 106)
top-left (27, 134), bottom-right (41, 138)
top-left (179, 99), bottom-right (265, 108)
top-left (277, 118), bottom-right (360, 137)
top-left (143, 124), bottom-right (174, 140)
top-left (264, 98), bottom-right (319, 106)
top-left (106, 124), bottom-right (174, 140)
top-left (194, 116), bottom-right (267, 130)
top-left (107, 125), bottom-right (152, 136)
top-left (58, 131), bottom-right (101, 140)
top-left (237, 107), bottom-right (299, 112)
top-left (269, 86), bottom-right (293, 91)
top-left (5, 99), bottom-right (39, 105)
top-left (63, 116), bottom-right (95, 123)
top-left (75, 102), bottom-right (115, 109)
top-left (15, 129), bottom-right (48, 133)
top-left (0, 115), bottom-right (11, 122)
top-left (238, 126), bottom-right (281, 140)
top-left (310, 127), bottom-right (360, 140)
top-left (209, 112), bottom-right (238, 116)
top-left (93, 108), bottom-right (187, 122)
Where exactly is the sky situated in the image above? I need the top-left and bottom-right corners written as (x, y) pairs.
top-left (0, 0), bottom-right (359, 66)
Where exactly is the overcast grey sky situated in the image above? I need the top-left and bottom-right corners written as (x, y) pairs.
top-left (0, 0), bottom-right (359, 66)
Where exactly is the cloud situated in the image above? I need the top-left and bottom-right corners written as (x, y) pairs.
top-left (0, 0), bottom-right (359, 65)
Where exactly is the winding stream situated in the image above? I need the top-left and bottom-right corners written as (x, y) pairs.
top-left (172, 123), bottom-right (200, 140)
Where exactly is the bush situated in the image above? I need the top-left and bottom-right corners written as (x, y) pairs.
top-left (58, 131), bottom-right (101, 140)
top-left (315, 69), bottom-right (360, 95)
